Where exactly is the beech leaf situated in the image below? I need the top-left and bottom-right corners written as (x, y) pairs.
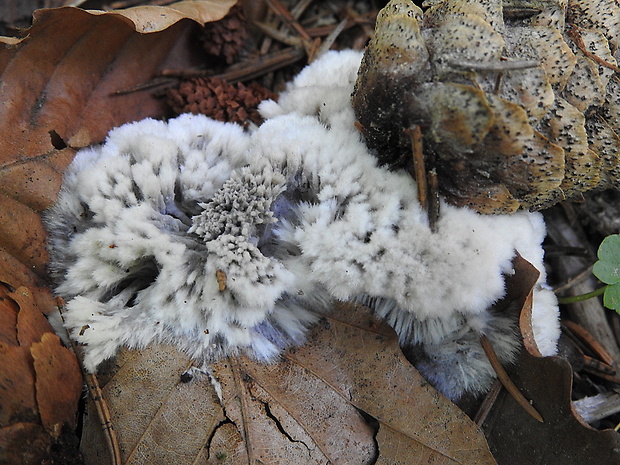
top-left (13, 286), bottom-right (55, 347)
top-left (0, 1), bottom-right (235, 275)
top-left (0, 284), bottom-right (82, 459)
top-left (104, 1), bottom-right (237, 33)
top-left (0, 344), bottom-right (37, 426)
top-left (31, 332), bottom-right (83, 436)
top-left (81, 303), bottom-right (497, 465)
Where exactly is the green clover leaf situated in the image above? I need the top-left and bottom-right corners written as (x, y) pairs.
top-left (592, 234), bottom-right (620, 312)
top-left (603, 281), bottom-right (620, 311)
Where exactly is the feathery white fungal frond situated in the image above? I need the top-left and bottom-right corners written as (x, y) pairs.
top-left (45, 51), bottom-right (559, 399)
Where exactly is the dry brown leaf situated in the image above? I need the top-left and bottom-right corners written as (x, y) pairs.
top-left (0, 1), bottom-right (235, 276)
top-left (105, 1), bottom-right (236, 33)
top-left (0, 422), bottom-right (54, 465)
top-left (210, 346), bottom-right (377, 464)
top-left (281, 304), bottom-right (497, 465)
top-left (0, 286), bottom-right (83, 463)
top-left (483, 352), bottom-right (620, 464)
top-left (0, 344), bottom-right (38, 426)
top-left (80, 344), bottom-right (226, 465)
top-left (0, 250), bottom-right (56, 315)
top-left (13, 286), bottom-right (54, 347)
top-left (479, 252), bottom-right (620, 463)
top-left (0, 2), bottom-right (239, 462)
top-left (0, 283), bottom-right (19, 345)
top-left (31, 332), bottom-right (83, 436)
top-left (82, 303), bottom-right (497, 465)
top-left (503, 254), bottom-right (544, 357)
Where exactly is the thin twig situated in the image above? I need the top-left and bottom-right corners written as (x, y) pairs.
top-left (342, 7), bottom-right (376, 38)
top-left (86, 373), bottom-right (123, 465)
top-left (480, 335), bottom-right (544, 423)
top-left (474, 379), bottom-right (503, 425)
top-left (407, 126), bottom-right (428, 212)
top-left (568, 26), bottom-right (620, 73)
top-left (583, 370), bottom-right (620, 384)
top-left (305, 38), bottom-right (322, 63)
top-left (582, 355), bottom-right (616, 375)
top-left (214, 47), bottom-right (306, 83)
top-left (312, 19), bottom-right (348, 61)
top-left (303, 11), bottom-right (375, 38)
top-left (253, 21), bottom-right (305, 48)
top-left (405, 126), bottom-right (439, 232)
top-left (159, 47), bottom-right (306, 84)
top-left (563, 319), bottom-right (616, 366)
top-left (112, 76), bottom-right (177, 95)
top-left (552, 264), bottom-right (593, 293)
top-left (290, 0), bottom-right (314, 20)
top-left (56, 297), bottom-right (122, 464)
top-left (259, 0), bottom-right (311, 55)
top-left (265, 0), bottom-right (313, 42)
top-left (428, 169), bottom-right (440, 232)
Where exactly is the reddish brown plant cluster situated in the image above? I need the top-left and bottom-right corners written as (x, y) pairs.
top-left (166, 76), bottom-right (276, 126)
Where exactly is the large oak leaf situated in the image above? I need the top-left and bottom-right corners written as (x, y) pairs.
top-left (81, 303), bottom-right (497, 465)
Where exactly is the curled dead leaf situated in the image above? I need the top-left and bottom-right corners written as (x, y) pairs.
top-left (484, 352), bottom-right (620, 464)
top-left (104, 1), bottom-right (237, 34)
top-left (479, 255), bottom-right (620, 463)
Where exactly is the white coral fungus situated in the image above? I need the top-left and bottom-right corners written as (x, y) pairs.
top-left (45, 50), bottom-right (560, 399)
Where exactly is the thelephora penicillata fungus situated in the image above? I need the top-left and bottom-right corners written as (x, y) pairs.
top-left (45, 50), bottom-right (560, 400)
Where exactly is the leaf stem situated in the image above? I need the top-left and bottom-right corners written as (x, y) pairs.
top-left (557, 285), bottom-right (607, 304)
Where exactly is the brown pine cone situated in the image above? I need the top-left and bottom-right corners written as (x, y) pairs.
top-left (352, 0), bottom-right (620, 214)
top-left (200, 4), bottom-right (249, 65)
top-left (166, 77), bottom-right (277, 126)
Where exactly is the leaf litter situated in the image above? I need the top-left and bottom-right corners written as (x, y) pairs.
top-left (0, 284), bottom-right (82, 464)
top-left (0, 1), bottom-right (235, 464)
top-left (0, 0), bottom-right (236, 274)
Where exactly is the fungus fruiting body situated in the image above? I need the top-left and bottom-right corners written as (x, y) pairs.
top-left (45, 50), bottom-right (559, 399)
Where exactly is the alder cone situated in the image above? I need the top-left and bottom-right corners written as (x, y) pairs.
top-left (352, 0), bottom-right (620, 214)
